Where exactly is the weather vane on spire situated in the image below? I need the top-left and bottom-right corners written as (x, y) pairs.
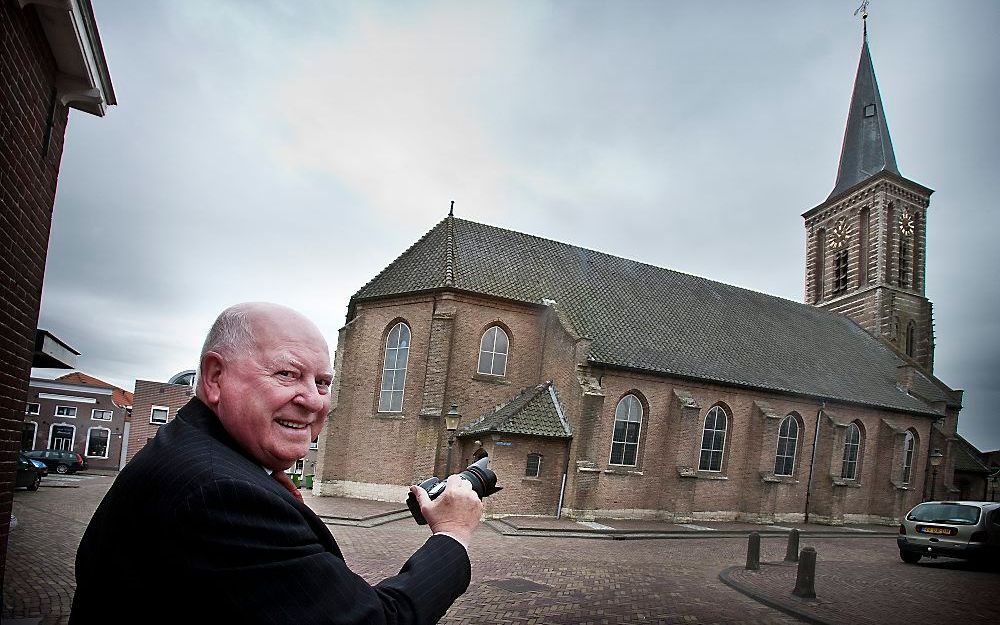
top-left (854, 0), bottom-right (870, 38)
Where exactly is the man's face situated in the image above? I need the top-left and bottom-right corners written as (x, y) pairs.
top-left (213, 310), bottom-right (333, 470)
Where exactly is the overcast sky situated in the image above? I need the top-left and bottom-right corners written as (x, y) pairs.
top-left (36, 1), bottom-right (1000, 451)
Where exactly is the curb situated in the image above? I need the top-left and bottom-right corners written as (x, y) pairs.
top-left (719, 563), bottom-right (831, 625)
top-left (485, 518), bottom-right (898, 541)
top-left (319, 509), bottom-right (411, 528)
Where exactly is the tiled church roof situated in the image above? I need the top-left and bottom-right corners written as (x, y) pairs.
top-left (353, 217), bottom-right (958, 416)
top-left (828, 37), bottom-right (900, 201)
top-left (458, 382), bottom-right (572, 439)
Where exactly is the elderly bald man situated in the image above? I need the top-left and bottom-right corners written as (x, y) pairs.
top-left (71, 303), bottom-right (482, 625)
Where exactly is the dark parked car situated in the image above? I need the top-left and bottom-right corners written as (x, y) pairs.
top-left (898, 500), bottom-right (1000, 564)
top-left (26, 455), bottom-right (48, 476)
top-left (16, 454), bottom-right (42, 491)
top-left (24, 449), bottom-right (88, 474)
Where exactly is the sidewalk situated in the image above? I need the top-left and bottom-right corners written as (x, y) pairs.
top-left (485, 515), bottom-right (899, 540)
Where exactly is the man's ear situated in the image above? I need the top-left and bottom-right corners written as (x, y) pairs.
top-left (199, 351), bottom-right (225, 407)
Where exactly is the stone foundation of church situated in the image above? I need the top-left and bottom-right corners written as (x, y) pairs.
top-left (313, 479), bottom-right (409, 502)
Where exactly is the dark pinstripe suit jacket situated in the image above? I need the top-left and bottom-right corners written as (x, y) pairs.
top-left (70, 398), bottom-right (471, 624)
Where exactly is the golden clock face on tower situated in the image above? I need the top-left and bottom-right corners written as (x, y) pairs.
top-left (899, 208), bottom-right (914, 237)
top-left (829, 218), bottom-right (850, 250)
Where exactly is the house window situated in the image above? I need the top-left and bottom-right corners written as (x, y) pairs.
top-left (55, 405), bottom-right (77, 418)
top-left (310, 436), bottom-right (319, 450)
top-left (609, 394), bottom-right (643, 466)
top-left (92, 409), bottom-right (113, 421)
top-left (525, 453), bottom-right (542, 478)
top-left (86, 428), bottom-right (110, 458)
top-left (905, 321), bottom-right (916, 357)
top-left (833, 250), bottom-right (849, 293)
top-left (378, 322), bottom-right (410, 413)
top-left (22, 421), bottom-right (37, 451)
top-left (477, 326), bottom-right (509, 377)
top-left (150, 406), bottom-right (169, 425)
top-left (841, 423), bottom-right (862, 480)
top-left (25, 403), bottom-right (40, 415)
top-left (901, 432), bottom-right (915, 485)
top-left (774, 415), bottom-right (799, 477)
top-left (49, 425), bottom-right (75, 451)
top-left (699, 406), bottom-right (728, 472)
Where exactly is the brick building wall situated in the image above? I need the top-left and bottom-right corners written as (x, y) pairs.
top-left (318, 289), bottom-right (940, 524)
top-left (0, 1), bottom-right (72, 585)
top-left (126, 380), bottom-right (194, 465)
top-left (23, 379), bottom-right (128, 471)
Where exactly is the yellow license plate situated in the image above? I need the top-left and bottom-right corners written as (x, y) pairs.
top-left (919, 526), bottom-right (953, 535)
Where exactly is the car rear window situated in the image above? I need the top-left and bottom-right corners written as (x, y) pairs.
top-left (907, 503), bottom-right (981, 525)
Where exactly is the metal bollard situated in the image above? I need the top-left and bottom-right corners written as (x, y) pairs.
top-left (745, 531), bottom-right (760, 571)
top-left (784, 528), bottom-right (800, 562)
top-left (792, 546), bottom-right (817, 599)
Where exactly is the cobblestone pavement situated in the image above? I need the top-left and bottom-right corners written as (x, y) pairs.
top-left (5, 475), bottom-right (992, 624)
top-left (723, 540), bottom-right (1000, 625)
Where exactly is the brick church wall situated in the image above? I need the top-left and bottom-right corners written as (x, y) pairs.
top-left (319, 289), bottom-right (937, 524)
top-left (0, 2), bottom-right (71, 586)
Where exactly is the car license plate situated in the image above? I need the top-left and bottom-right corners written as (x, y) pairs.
top-left (917, 526), bottom-right (955, 536)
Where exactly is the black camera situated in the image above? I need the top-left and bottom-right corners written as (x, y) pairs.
top-left (406, 457), bottom-right (502, 525)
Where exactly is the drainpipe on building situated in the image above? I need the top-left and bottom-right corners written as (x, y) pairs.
top-left (804, 402), bottom-right (825, 523)
top-left (556, 438), bottom-right (572, 518)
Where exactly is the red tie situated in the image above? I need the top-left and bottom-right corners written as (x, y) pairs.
top-left (272, 470), bottom-right (304, 503)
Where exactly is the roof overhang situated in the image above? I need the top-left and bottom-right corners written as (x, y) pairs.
top-left (18, 0), bottom-right (116, 116)
top-left (589, 359), bottom-right (946, 419)
top-left (802, 170), bottom-right (934, 220)
top-left (33, 329), bottom-right (80, 369)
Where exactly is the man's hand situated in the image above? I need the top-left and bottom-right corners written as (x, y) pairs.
top-left (409, 474), bottom-right (483, 548)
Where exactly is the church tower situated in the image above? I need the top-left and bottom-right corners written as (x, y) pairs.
top-left (802, 29), bottom-right (936, 371)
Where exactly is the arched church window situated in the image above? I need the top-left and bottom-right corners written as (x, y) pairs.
top-left (841, 422), bottom-right (862, 480)
top-left (609, 394), bottom-right (643, 466)
top-left (699, 405), bottom-right (728, 472)
top-left (525, 453), bottom-right (542, 478)
top-left (905, 321), bottom-right (916, 357)
top-left (859, 208), bottom-right (870, 284)
top-left (901, 431), bottom-right (915, 485)
top-left (774, 415), bottom-right (799, 476)
top-left (477, 326), bottom-right (509, 377)
top-left (833, 250), bottom-right (849, 293)
top-left (899, 237), bottom-right (911, 288)
top-left (814, 228), bottom-right (826, 303)
top-left (378, 322), bottom-right (410, 413)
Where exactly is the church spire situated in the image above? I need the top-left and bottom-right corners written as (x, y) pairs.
top-left (828, 33), bottom-right (899, 200)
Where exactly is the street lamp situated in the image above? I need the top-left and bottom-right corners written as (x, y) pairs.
top-left (928, 448), bottom-right (944, 501)
top-left (988, 470), bottom-right (1000, 503)
top-left (444, 403), bottom-right (461, 476)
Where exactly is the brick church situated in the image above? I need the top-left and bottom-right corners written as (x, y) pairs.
top-left (314, 32), bottom-right (963, 525)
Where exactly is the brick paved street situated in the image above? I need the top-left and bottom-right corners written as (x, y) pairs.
top-left (4, 475), bottom-right (997, 624)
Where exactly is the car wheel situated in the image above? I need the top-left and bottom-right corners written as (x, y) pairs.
top-left (28, 475), bottom-right (40, 491)
top-left (55, 464), bottom-right (69, 474)
top-left (900, 550), bottom-right (921, 564)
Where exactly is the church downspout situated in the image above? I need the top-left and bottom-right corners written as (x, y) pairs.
top-left (556, 438), bottom-right (571, 518)
top-left (804, 402), bottom-right (825, 523)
